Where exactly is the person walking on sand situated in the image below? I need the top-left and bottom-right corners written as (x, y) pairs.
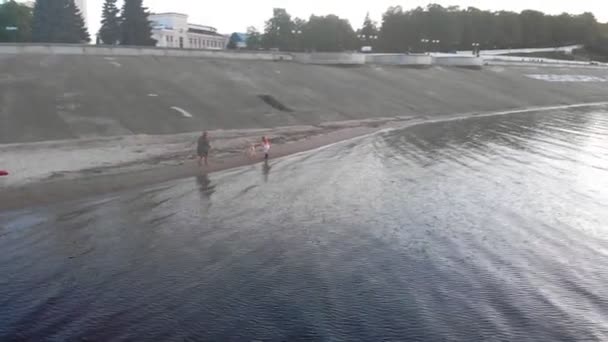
top-left (197, 131), bottom-right (211, 167)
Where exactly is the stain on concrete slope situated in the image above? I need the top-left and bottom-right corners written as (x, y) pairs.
top-left (258, 94), bottom-right (293, 112)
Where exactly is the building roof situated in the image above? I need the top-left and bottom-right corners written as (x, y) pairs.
top-left (150, 12), bottom-right (188, 17)
top-left (149, 12), bottom-right (222, 36)
top-left (189, 23), bottom-right (217, 33)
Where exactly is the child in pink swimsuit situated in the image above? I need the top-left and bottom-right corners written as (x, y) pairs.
top-left (261, 136), bottom-right (271, 160)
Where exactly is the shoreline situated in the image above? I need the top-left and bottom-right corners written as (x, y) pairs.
top-left (2, 101), bottom-right (607, 211)
top-left (0, 124), bottom-right (388, 211)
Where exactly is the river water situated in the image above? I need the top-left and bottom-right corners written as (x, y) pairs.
top-left (2, 107), bottom-right (608, 341)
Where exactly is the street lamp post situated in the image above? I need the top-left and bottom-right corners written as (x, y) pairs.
top-left (358, 34), bottom-right (378, 52)
top-left (472, 43), bottom-right (480, 57)
top-left (420, 38), bottom-right (429, 53)
top-left (292, 29), bottom-right (302, 51)
top-left (275, 25), bottom-right (281, 50)
top-left (432, 39), bottom-right (441, 52)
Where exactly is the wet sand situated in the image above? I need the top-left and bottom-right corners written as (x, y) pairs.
top-left (0, 124), bottom-right (385, 211)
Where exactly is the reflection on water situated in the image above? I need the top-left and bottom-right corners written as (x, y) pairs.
top-left (1, 107), bottom-right (608, 341)
top-left (262, 160), bottom-right (272, 182)
top-left (196, 173), bottom-right (215, 198)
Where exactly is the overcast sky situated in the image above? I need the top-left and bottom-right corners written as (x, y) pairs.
top-left (85, 0), bottom-right (607, 36)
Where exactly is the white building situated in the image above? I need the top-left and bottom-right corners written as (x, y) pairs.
top-left (149, 13), bottom-right (227, 50)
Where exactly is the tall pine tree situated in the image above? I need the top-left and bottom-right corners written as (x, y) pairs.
top-left (120, 0), bottom-right (155, 46)
top-left (99, 0), bottom-right (120, 44)
top-left (31, 0), bottom-right (89, 43)
top-left (65, 0), bottom-right (89, 42)
top-left (31, 0), bottom-right (51, 42)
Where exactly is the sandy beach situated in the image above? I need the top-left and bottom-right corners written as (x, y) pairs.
top-left (0, 119), bottom-right (393, 211)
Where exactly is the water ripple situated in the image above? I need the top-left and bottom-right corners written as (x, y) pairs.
top-left (2, 108), bottom-right (608, 341)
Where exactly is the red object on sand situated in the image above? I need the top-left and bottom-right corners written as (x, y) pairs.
top-left (0, 170), bottom-right (8, 176)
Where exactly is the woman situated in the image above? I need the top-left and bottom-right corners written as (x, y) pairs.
top-left (197, 132), bottom-right (211, 167)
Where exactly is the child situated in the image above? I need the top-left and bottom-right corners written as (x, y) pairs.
top-left (246, 144), bottom-right (257, 159)
top-left (261, 136), bottom-right (271, 160)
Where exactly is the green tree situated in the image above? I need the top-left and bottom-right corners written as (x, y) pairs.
top-left (519, 10), bottom-right (550, 47)
top-left (227, 32), bottom-right (240, 49)
top-left (301, 14), bottom-right (357, 52)
top-left (378, 6), bottom-right (411, 52)
top-left (120, 0), bottom-right (155, 46)
top-left (493, 11), bottom-right (523, 48)
top-left (573, 13), bottom-right (600, 45)
top-left (259, 5), bottom-right (605, 54)
top-left (31, 0), bottom-right (89, 43)
top-left (65, 0), bottom-right (89, 42)
top-left (0, 0), bottom-right (33, 42)
top-left (99, 0), bottom-right (120, 45)
top-left (262, 8), bottom-right (294, 50)
top-left (245, 26), bottom-right (262, 50)
top-left (377, 4), bottom-right (604, 52)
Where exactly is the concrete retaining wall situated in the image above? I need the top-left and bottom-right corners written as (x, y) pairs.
top-left (459, 44), bottom-right (583, 56)
top-left (432, 55), bottom-right (483, 68)
top-left (0, 44), bottom-right (491, 68)
top-left (0, 43), bottom-right (293, 61)
top-left (3, 53), bottom-right (608, 145)
top-left (293, 53), bottom-right (366, 65)
top-left (365, 54), bottom-right (432, 67)
top-left (483, 55), bottom-right (607, 67)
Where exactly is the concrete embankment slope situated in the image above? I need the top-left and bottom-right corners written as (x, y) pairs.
top-left (1, 53), bottom-right (607, 143)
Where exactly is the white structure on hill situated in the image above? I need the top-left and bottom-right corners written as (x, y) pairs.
top-left (149, 13), bottom-right (227, 50)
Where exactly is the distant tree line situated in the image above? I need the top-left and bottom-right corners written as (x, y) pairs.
top-left (31, 0), bottom-right (89, 43)
top-left (236, 5), bottom-right (607, 55)
top-left (2, 0), bottom-right (607, 55)
top-left (0, 0), bottom-right (89, 43)
top-left (99, 0), bottom-right (155, 46)
top-left (377, 5), bottom-right (603, 53)
top-left (231, 8), bottom-right (359, 52)
top-left (0, 0), bottom-right (155, 46)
